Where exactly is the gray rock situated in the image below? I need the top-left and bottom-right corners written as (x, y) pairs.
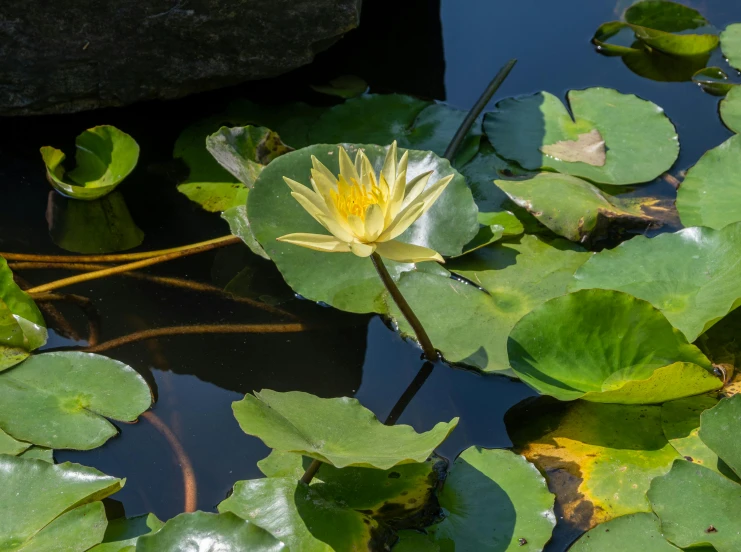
top-left (0, 0), bottom-right (361, 115)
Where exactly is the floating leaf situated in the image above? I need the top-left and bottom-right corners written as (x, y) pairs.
top-left (394, 531), bottom-right (441, 551)
top-left (311, 75), bottom-right (368, 98)
top-left (692, 67), bottom-right (736, 96)
top-left (427, 447), bottom-right (555, 551)
top-left (495, 172), bottom-right (658, 243)
top-left (177, 182), bottom-right (249, 213)
top-left (19, 447), bottom-right (54, 463)
top-left (508, 289), bottom-right (717, 403)
top-left (456, 211), bottom-right (524, 256)
top-left (47, 191), bottom-right (144, 254)
top-left (698, 394), bottom-right (741, 478)
top-left (0, 352), bottom-right (152, 450)
top-left (258, 450), bottom-right (441, 525)
top-left (89, 513), bottom-right (163, 552)
top-left (40, 126), bottom-right (140, 201)
top-left (569, 513), bottom-right (681, 551)
top-left (0, 257), bottom-right (46, 371)
top-left (136, 511), bottom-right (285, 552)
top-left (676, 135), bottom-right (741, 230)
top-left (221, 205), bottom-right (269, 259)
top-left (220, 477), bottom-right (394, 551)
top-left (572, 223), bottom-right (741, 342)
top-left (622, 43), bottom-right (711, 83)
top-left (719, 85), bottom-right (741, 133)
top-left (0, 427), bottom-right (29, 456)
top-left (0, 456), bottom-right (123, 550)
top-left (233, 390), bottom-right (457, 469)
top-left (540, 129), bottom-right (606, 166)
top-left (592, 1), bottom-right (718, 56)
top-left (721, 23), bottom-right (741, 71)
top-left (484, 88), bottom-right (679, 186)
top-left (394, 235), bottom-right (587, 374)
top-left (649, 460), bottom-right (741, 551)
top-left (506, 398), bottom-right (680, 531)
top-left (248, 143), bottom-right (477, 313)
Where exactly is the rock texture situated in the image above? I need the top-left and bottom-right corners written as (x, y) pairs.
top-left (0, 0), bottom-right (362, 115)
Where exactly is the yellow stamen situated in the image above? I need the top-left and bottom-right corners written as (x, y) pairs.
top-left (331, 175), bottom-right (388, 220)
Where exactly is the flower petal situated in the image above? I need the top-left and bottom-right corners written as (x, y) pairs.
top-left (386, 168), bottom-right (407, 224)
top-left (311, 155), bottom-right (336, 184)
top-left (338, 146), bottom-right (360, 183)
top-left (277, 233), bottom-right (352, 253)
top-left (402, 171), bottom-right (433, 209)
top-left (375, 240), bottom-right (444, 263)
top-left (364, 204), bottom-right (384, 241)
top-left (381, 141), bottom-right (398, 186)
top-left (284, 177), bottom-right (326, 208)
top-left (347, 214), bottom-right (366, 239)
top-left (378, 202), bottom-right (426, 242)
top-left (290, 192), bottom-right (354, 242)
top-left (350, 241), bottom-right (377, 257)
top-left (406, 174), bottom-right (454, 216)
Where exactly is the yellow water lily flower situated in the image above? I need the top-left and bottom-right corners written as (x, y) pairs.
top-left (277, 142), bottom-right (454, 263)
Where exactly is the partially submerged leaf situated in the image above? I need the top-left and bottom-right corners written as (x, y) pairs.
top-left (232, 390), bottom-right (457, 469)
top-left (692, 67), bottom-right (737, 96)
top-left (0, 352), bottom-right (152, 450)
top-left (540, 129), bottom-right (606, 166)
top-left (311, 75), bottom-right (368, 98)
top-left (220, 477), bottom-right (394, 551)
top-left (40, 126), bottom-right (139, 201)
top-left (507, 289), bottom-right (717, 402)
top-left (427, 447), bottom-right (556, 551)
top-left (136, 511), bottom-right (285, 552)
top-left (484, 88), bottom-right (678, 186)
top-left (571, 222), bottom-right (741, 341)
top-left (221, 204), bottom-right (269, 259)
top-left (506, 398), bottom-right (680, 531)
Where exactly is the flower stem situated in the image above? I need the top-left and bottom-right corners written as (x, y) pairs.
top-left (24, 237), bottom-right (241, 294)
top-left (371, 253), bottom-right (437, 361)
top-left (443, 58), bottom-right (517, 161)
top-left (0, 235), bottom-right (240, 263)
top-left (300, 459), bottom-right (323, 484)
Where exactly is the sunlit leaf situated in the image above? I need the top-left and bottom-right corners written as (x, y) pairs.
top-left (220, 477), bottom-right (394, 551)
top-left (0, 352), bottom-right (152, 450)
top-left (508, 289), bottom-right (718, 403)
top-left (177, 182), bottom-right (249, 213)
top-left (221, 204), bottom-right (269, 259)
top-left (506, 398), bottom-right (680, 531)
top-left (692, 67), bottom-right (736, 96)
top-left (621, 43), bottom-right (711, 82)
top-left (719, 85), bottom-right (741, 133)
top-left (484, 88), bottom-right (678, 186)
top-left (571, 222), bottom-right (741, 341)
top-left (232, 390), bottom-right (457, 469)
top-left (721, 23), bottom-right (741, 72)
top-left (248, 143), bottom-right (478, 313)
top-left (0, 455), bottom-right (122, 551)
top-left (47, 191), bottom-right (144, 253)
top-left (89, 513), bottom-right (163, 552)
top-left (568, 513), bottom-right (681, 551)
top-left (40, 126), bottom-right (139, 201)
top-left (698, 394), bottom-right (741, 478)
top-left (427, 447), bottom-right (555, 551)
top-left (0, 427), bottom-right (29, 456)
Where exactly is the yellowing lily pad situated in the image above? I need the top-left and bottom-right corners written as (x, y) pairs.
top-left (40, 126), bottom-right (139, 201)
top-left (484, 88), bottom-right (679, 186)
top-left (571, 222), bottom-right (741, 342)
top-left (232, 390), bottom-right (457, 469)
top-left (248, 143), bottom-right (478, 313)
top-left (507, 289), bottom-right (717, 403)
top-left (0, 352), bottom-right (152, 450)
top-left (506, 398), bottom-right (681, 531)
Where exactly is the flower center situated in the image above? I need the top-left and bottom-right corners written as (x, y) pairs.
top-left (331, 176), bottom-right (385, 220)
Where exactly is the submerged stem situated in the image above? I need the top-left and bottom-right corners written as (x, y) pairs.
top-left (32, 292), bottom-right (101, 346)
top-left (443, 58), bottom-right (517, 161)
top-left (0, 235), bottom-right (240, 263)
top-left (371, 253), bottom-right (437, 361)
top-left (24, 237), bottom-right (241, 294)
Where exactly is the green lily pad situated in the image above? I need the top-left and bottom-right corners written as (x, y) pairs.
top-left (309, 95), bottom-right (481, 166)
top-left (698, 394), bottom-right (741, 478)
top-left (136, 512), bottom-right (286, 552)
top-left (692, 67), bottom-right (737, 96)
top-left (311, 75), bottom-right (368, 99)
top-left (40, 126), bottom-right (140, 201)
top-left (177, 182), bottom-right (249, 213)
top-left (593, 1), bottom-right (718, 57)
top-left (621, 43), bottom-right (711, 83)
top-left (404, 235), bottom-right (587, 374)
top-left (0, 427), bottom-right (29, 456)
top-left (0, 352), bottom-right (152, 450)
top-left (427, 447), bottom-right (555, 551)
top-left (569, 513), bottom-right (681, 551)
top-left (484, 88), bottom-right (679, 186)
top-left (232, 390), bottom-right (457, 469)
top-left (0, 455), bottom-right (123, 550)
top-left (47, 191), bottom-right (144, 254)
top-left (661, 395), bottom-right (734, 478)
top-left (721, 23), bottom-right (741, 71)
top-left (676, 135), bottom-right (741, 230)
top-left (257, 451), bottom-right (440, 524)
top-left (394, 531), bottom-right (441, 551)
top-left (495, 172), bottom-right (659, 243)
top-left (221, 205), bottom-right (269, 259)
top-left (456, 211), bottom-right (524, 255)
top-left (719, 85), bottom-right (741, 133)
top-left (508, 289), bottom-right (717, 403)
top-left (649, 460), bottom-right (741, 551)
top-left (506, 398), bottom-right (681, 531)
top-left (219, 477), bottom-right (394, 551)
top-left (0, 257), bottom-right (46, 372)
top-left (248, 143), bottom-right (478, 313)
top-left (571, 222), bottom-right (741, 342)
top-left (89, 513), bottom-right (163, 552)
top-left (19, 447), bottom-right (54, 463)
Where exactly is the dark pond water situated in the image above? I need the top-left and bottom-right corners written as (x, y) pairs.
top-left (2, 0), bottom-right (741, 549)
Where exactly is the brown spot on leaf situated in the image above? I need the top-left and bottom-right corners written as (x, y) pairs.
top-left (540, 129), bottom-right (607, 166)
